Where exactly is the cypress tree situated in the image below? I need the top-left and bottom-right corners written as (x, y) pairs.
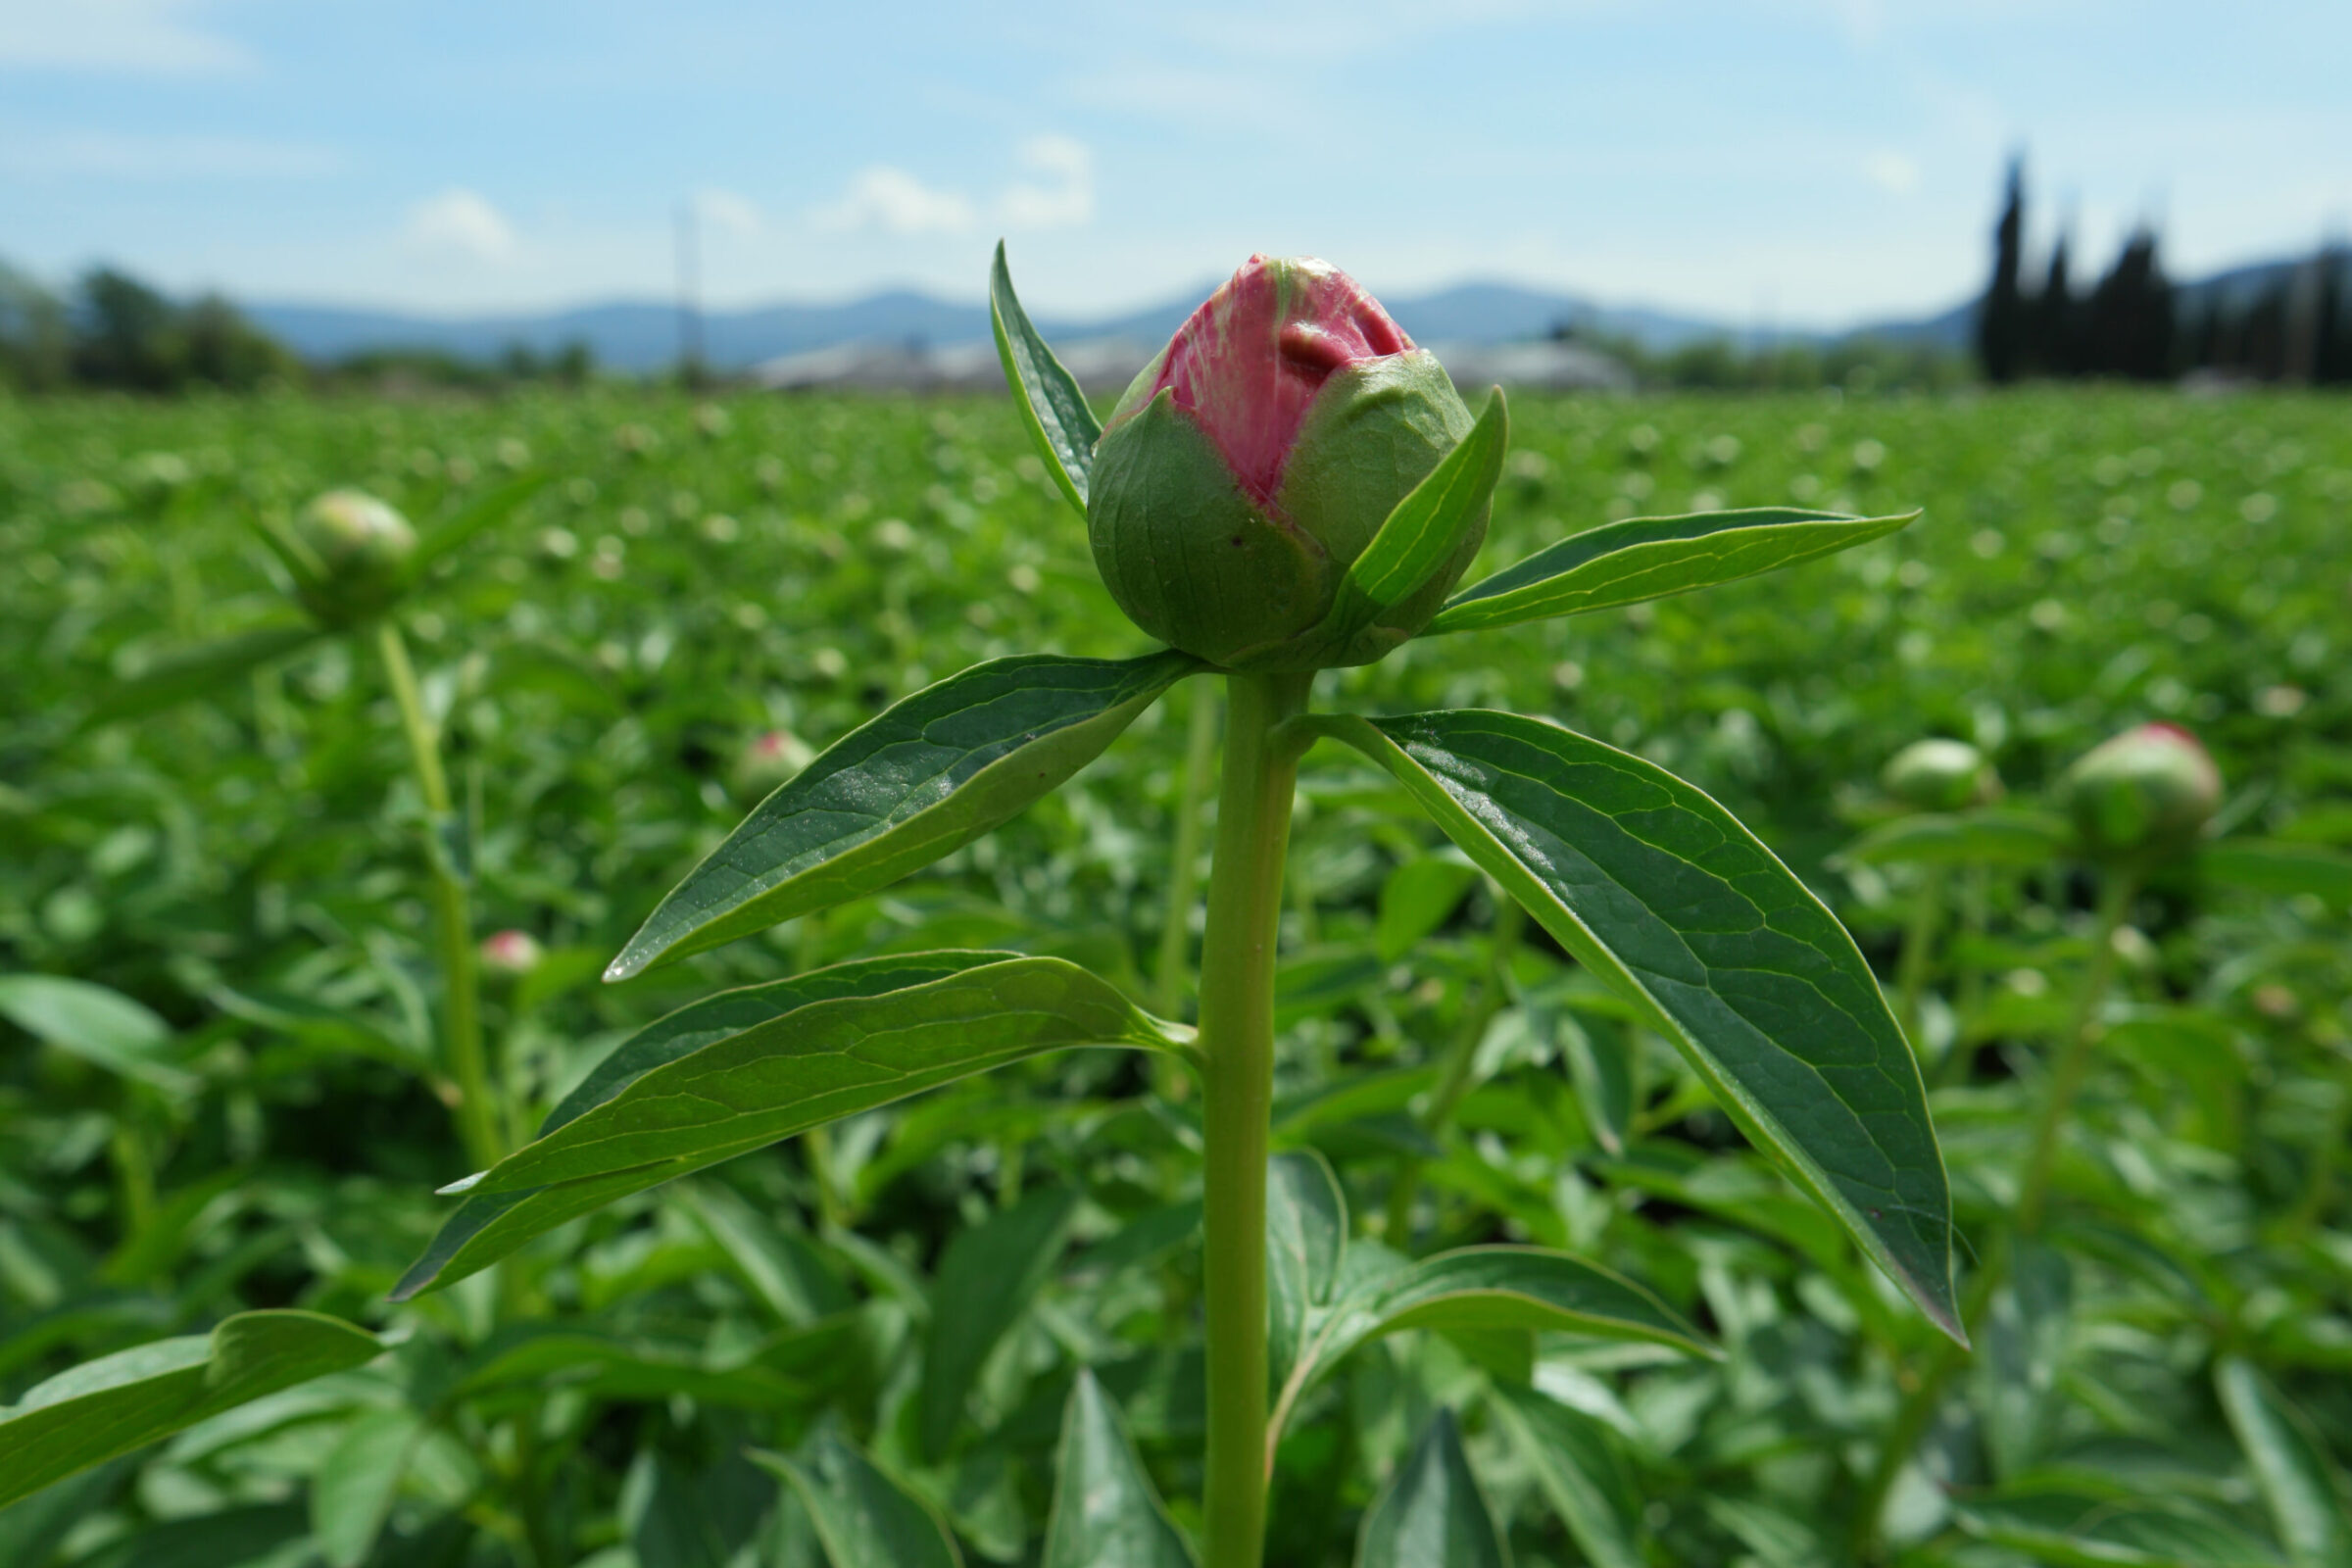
top-left (1978, 158), bottom-right (2028, 383)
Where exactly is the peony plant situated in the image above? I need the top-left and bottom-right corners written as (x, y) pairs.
top-left (382, 247), bottom-right (1961, 1565)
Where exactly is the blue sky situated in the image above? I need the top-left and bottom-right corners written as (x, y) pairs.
top-left (3, 1), bottom-right (2346, 328)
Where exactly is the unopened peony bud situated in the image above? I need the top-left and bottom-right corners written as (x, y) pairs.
top-left (1882, 738), bottom-right (1999, 813)
top-left (1088, 255), bottom-right (1483, 670)
top-left (733, 728), bottom-right (814, 801)
top-left (480, 929), bottom-right (542, 976)
top-left (282, 489), bottom-right (416, 626)
top-left (2061, 722), bottom-right (2221, 865)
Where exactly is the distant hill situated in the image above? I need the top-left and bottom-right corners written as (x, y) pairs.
top-left (244, 251), bottom-right (2332, 374)
top-left (246, 280), bottom-right (1791, 374)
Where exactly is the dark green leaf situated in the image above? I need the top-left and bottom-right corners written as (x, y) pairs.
top-left (1043, 1370), bottom-right (1197, 1568)
top-left (1274, 1243), bottom-right (1709, 1451)
top-left (1838, 808), bottom-right (2072, 868)
top-left (1267, 1150), bottom-right (1348, 1391)
top-left (2201, 840), bottom-right (2352, 906)
top-left (991, 241), bottom-right (1102, 515)
top-left (681, 1181), bottom-right (854, 1327)
top-left (0, 1310), bottom-right (380, 1508)
top-left (918, 1186), bottom-right (1080, 1461)
top-left (0, 973), bottom-right (194, 1092)
top-left (1489, 1387), bottom-right (1642, 1568)
top-left (1354, 1409), bottom-right (1509, 1568)
top-left (82, 623), bottom-right (328, 729)
top-left (608, 651), bottom-right (1198, 979)
top-left (1305, 710), bottom-right (1960, 1340)
top-left (2216, 1357), bottom-right (2352, 1568)
top-left (627, 1448), bottom-right (778, 1568)
top-left (1429, 507), bottom-right (1917, 634)
top-left (394, 956), bottom-right (1180, 1299)
top-left (312, 1407), bottom-right (423, 1568)
top-left (757, 1432), bottom-right (963, 1568)
top-left (1956, 1488), bottom-right (2286, 1568)
top-left (1978, 1243), bottom-right (2074, 1480)
top-left (1345, 1246), bottom-right (1713, 1359)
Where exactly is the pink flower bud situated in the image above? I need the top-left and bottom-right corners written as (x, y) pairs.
top-left (2061, 722), bottom-right (2222, 865)
top-left (480, 928), bottom-right (542, 976)
top-left (1089, 256), bottom-right (1483, 670)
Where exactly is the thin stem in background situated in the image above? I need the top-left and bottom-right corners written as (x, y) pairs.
top-left (375, 617), bottom-right (503, 1174)
top-left (1386, 896), bottom-right (1526, 1246)
top-left (1894, 862), bottom-right (1950, 1059)
top-left (1196, 669), bottom-right (1311, 1568)
top-left (1849, 867), bottom-right (2138, 1558)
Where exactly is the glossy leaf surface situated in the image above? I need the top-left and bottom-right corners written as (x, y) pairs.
top-left (0, 1311), bottom-right (380, 1508)
top-left (1489, 1387), bottom-right (1643, 1568)
top-left (918, 1187), bottom-right (1080, 1461)
top-left (759, 1433), bottom-right (963, 1568)
top-left (1042, 1370), bottom-right (1197, 1568)
top-left (2216, 1357), bottom-right (2352, 1568)
top-left (1307, 709), bottom-right (1960, 1338)
top-left (1354, 1409), bottom-right (1509, 1568)
top-left (1429, 506), bottom-right (1916, 634)
top-left (991, 240), bottom-right (1102, 515)
top-left (608, 651), bottom-right (1197, 979)
top-left (394, 956), bottom-right (1183, 1298)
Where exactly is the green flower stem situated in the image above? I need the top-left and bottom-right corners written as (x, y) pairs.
top-left (1894, 863), bottom-right (1949, 1059)
top-left (1851, 868), bottom-right (2137, 1558)
top-left (1155, 681), bottom-right (1223, 1018)
top-left (1197, 669), bottom-right (1312, 1568)
top-left (2015, 870), bottom-right (2134, 1238)
top-left (1386, 897), bottom-right (1526, 1246)
top-left (375, 618), bottom-right (503, 1175)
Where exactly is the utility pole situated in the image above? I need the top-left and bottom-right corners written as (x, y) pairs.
top-left (675, 200), bottom-right (705, 386)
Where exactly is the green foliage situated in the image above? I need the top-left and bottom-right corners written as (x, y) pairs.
top-left (3, 383), bottom-right (2348, 1566)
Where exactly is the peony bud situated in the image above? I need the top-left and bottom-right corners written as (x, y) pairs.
top-left (1088, 256), bottom-right (1483, 670)
top-left (733, 728), bottom-right (814, 802)
top-left (1882, 738), bottom-right (1999, 813)
top-left (2060, 722), bottom-right (2221, 865)
top-left (281, 489), bottom-right (416, 627)
top-left (479, 928), bottom-right (542, 976)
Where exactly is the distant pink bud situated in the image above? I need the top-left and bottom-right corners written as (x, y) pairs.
top-left (2061, 722), bottom-right (2222, 864)
top-left (480, 929), bottom-right (542, 976)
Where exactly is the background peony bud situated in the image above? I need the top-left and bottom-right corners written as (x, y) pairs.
top-left (1087, 255), bottom-right (1482, 670)
top-left (2060, 722), bottom-right (2222, 865)
top-left (732, 728), bottom-right (814, 802)
top-left (479, 928), bottom-right (542, 976)
top-left (1882, 738), bottom-right (2000, 813)
top-left (283, 489), bottom-right (416, 627)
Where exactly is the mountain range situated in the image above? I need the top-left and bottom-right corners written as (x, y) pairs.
top-left (243, 253), bottom-right (2328, 375)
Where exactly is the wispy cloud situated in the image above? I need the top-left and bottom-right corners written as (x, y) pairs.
top-left (1001, 136), bottom-right (1093, 229)
top-left (405, 189), bottom-right (518, 263)
top-left (1865, 151), bottom-right (1921, 194)
top-left (695, 187), bottom-right (760, 236)
top-left (0, 0), bottom-right (251, 74)
top-left (0, 131), bottom-right (339, 179)
top-left (812, 167), bottom-right (976, 235)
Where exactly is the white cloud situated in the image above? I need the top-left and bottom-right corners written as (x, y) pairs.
top-left (1001, 135), bottom-right (1094, 230)
top-left (0, 131), bottom-right (339, 178)
top-left (0, 0), bottom-right (249, 74)
top-left (1865, 151), bottom-right (1921, 195)
top-left (695, 187), bottom-right (760, 236)
top-left (405, 188), bottom-right (518, 263)
top-left (812, 167), bottom-right (975, 235)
